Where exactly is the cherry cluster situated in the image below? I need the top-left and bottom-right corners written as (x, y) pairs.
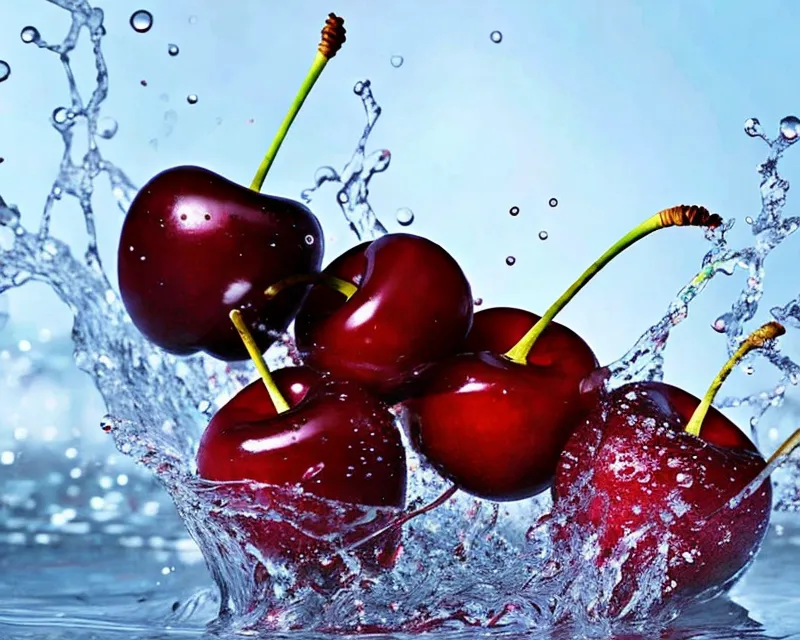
top-left (114, 12), bottom-right (792, 619)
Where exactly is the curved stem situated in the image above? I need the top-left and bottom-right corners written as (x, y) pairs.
top-left (249, 14), bottom-right (346, 192)
top-left (264, 272), bottom-right (357, 301)
top-left (229, 310), bottom-right (290, 413)
top-left (684, 321), bottom-right (785, 437)
top-left (504, 205), bottom-right (722, 364)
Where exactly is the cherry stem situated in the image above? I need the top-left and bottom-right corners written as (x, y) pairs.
top-left (684, 321), bottom-right (785, 437)
top-left (766, 427), bottom-right (800, 468)
top-left (264, 272), bottom-right (357, 301)
top-left (249, 14), bottom-right (346, 193)
top-left (229, 310), bottom-right (290, 414)
top-left (503, 205), bottom-right (723, 365)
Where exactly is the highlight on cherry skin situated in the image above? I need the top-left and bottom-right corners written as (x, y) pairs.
top-left (117, 14), bottom-right (348, 362)
top-left (290, 232), bottom-right (474, 401)
top-left (403, 204), bottom-right (722, 502)
top-left (552, 321), bottom-right (787, 617)
top-left (196, 311), bottom-right (407, 587)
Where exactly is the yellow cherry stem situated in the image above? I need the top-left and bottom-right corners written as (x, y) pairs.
top-left (683, 321), bottom-right (786, 437)
top-left (504, 205), bottom-right (723, 365)
top-left (229, 309), bottom-right (290, 414)
top-left (264, 272), bottom-right (357, 301)
top-left (249, 14), bottom-right (347, 193)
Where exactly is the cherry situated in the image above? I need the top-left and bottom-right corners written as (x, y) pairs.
top-left (403, 205), bottom-right (722, 501)
top-left (288, 233), bottom-right (473, 399)
top-left (118, 15), bottom-right (346, 361)
top-left (552, 322), bottom-right (786, 616)
top-left (196, 311), bottom-right (407, 589)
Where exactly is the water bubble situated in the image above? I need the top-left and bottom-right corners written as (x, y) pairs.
top-left (20, 26), bottom-right (40, 44)
top-left (744, 117), bottom-right (762, 137)
top-left (0, 61), bottom-right (10, 83)
top-left (390, 55), bottom-right (404, 68)
top-left (52, 108), bottom-right (69, 124)
top-left (490, 31), bottom-right (503, 43)
top-left (396, 207), bottom-right (414, 226)
top-left (97, 117), bottom-right (118, 139)
top-left (509, 206), bottom-right (520, 217)
top-left (130, 10), bottom-right (153, 33)
top-left (186, 94), bottom-right (198, 105)
top-left (548, 197), bottom-right (558, 208)
top-left (168, 44), bottom-right (179, 56)
top-left (538, 230), bottom-right (549, 240)
top-left (779, 116), bottom-right (800, 141)
top-left (506, 256), bottom-right (516, 266)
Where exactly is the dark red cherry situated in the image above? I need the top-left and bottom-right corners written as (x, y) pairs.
top-left (294, 233), bottom-right (473, 400)
top-left (118, 166), bottom-right (323, 361)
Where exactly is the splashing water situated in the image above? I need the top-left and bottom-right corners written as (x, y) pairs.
top-left (2, 1), bottom-right (800, 636)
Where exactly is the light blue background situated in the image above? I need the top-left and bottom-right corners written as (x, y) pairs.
top-left (1, 0), bottom-right (799, 446)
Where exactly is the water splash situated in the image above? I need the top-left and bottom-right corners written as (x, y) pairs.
top-left (2, 1), bottom-right (800, 636)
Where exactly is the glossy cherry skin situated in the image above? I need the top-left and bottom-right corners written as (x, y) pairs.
top-left (402, 306), bottom-right (598, 501)
top-left (294, 233), bottom-right (473, 400)
top-left (118, 166), bottom-right (323, 361)
top-left (552, 382), bottom-right (771, 616)
top-left (196, 366), bottom-right (407, 588)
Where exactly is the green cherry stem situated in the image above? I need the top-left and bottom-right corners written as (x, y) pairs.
top-left (503, 205), bottom-right (723, 365)
top-left (684, 321), bottom-right (785, 437)
top-left (229, 309), bottom-right (290, 414)
top-left (264, 272), bottom-right (357, 301)
top-left (249, 14), bottom-right (346, 193)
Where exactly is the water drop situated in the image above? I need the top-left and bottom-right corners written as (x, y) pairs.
top-left (509, 206), bottom-right (520, 217)
top-left (186, 94), bottom-right (198, 105)
top-left (97, 117), bottom-right (118, 139)
top-left (188, 15), bottom-right (198, 25)
top-left (52, 108), bottom-right (69, 124)
top-left (20, 26), bottom-right (40, 44)
top-left (548, 197), bottom-right (558, 208)
top-left (390, 55), bottom-right (404, 68)
top-left (337, 191), bottom-right (349, 204)
top-left (745, 216), bottom-right (754, 225)
top-left (304, 234), bottom-right (315, 245)
top-left (396, 207), bottom-right (414, 226)
top-left (744, 117), bottom-right (762, 137)
top-left (712, 317), bottom-right (726, 333)
top-left (168, 44), bottom-right (179, 56)
top-left (353, 81), bottom-right (365, 95)
top-left (506, 256), bottom-right (516, 266)
top-left (779, 116), bottom-right (800, 141)
top-left (0, 61), bottom-right (10, 83)
top-left (490, 31), bottom-right (503, 43)
top-left (474, 298), bottom-right (483, 307)
top-left (130, 10), bottom-right (153, 33)
top-left (538, 230), bottom-right (549, 240)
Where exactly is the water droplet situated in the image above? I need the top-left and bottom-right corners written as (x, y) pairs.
top-left (396, 207), bottom-right (414, 226)
top-left (130, 10), bottom-right (153, 33)
top-left (52, 108), bottom-right (69, 124)
top-left (506, 256), bottom-right (516, 266)
top-left (712, 316), bottom-right (727, 333)
top-left (0, 61), bottom-right (10, 83)
top-left (548, 197), bottom-right (558, 208)
top-left (779, 116), bottom-right (800, 141)
top-left (20, 26), bottom-right (40, 44)
top-left (337, 191), bottom-right (349, 204)
top-left (304, 234), bottom-right (315, 245)
top-left (186, 94), bottom-right (198, 105)
top-left (188, 15), bottom-right (198, 25)
top-left (538, 230), bottom-right (549, 240)
top-left (744, 117), bottom-right (762, 137)
top-left (353, 81), bottom-right (365, 95)
top-left (490, 31), bottom-right (503, 43)
top-left (745, 216), bottom-right (754, 225)
top-left (474, 298), bottom-right (483, 307)
top-left (167, 44), bottom-right (179, 56)
top-left (390, 55), bottom-right (404, 68)
top-left (97, 117), bottom-right (118, 139)
top-left (509, 206), bottom-right (520, 217)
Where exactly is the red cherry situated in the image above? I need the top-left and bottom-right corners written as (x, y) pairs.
top-left (197, 366), bottom-right (407, 587)
top-left (403, 308), bottom-right (597, 501)
top-left (118, 166), bottom-right (323, 361)
top-left (118, 13), bottom-right (348, 361)
top-left (402, 206), bottom-right (721, 501)
top-left (294, 233), bottom-right (473, 399)
top-left (552, 322), bottom-right (786, 615)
